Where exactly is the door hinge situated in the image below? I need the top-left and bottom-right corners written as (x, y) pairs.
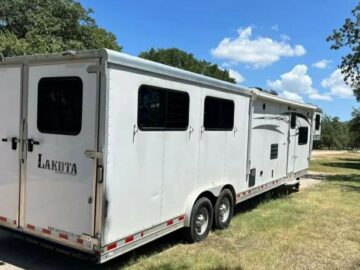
top-left (80, 234), bottom-right (99, 247)
top-left (84, 150), bottom-right (103, 159)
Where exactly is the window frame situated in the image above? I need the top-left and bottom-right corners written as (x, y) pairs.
top-left (137, 84), bottom-right (190, 131)
top-left (37, 76), bottom-right (83, 136)
top-left (203, 96), bottom-right (235, 131)
top-left (298, 126), bottom-right (309, 145)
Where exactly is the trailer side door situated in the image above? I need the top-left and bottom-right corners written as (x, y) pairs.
top-left (287, 112), bottom-right (297, 174)
top-left (23, 61), bottom-right (98, 238)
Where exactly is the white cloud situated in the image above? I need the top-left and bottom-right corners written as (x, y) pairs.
top-left (308, 93), bottom-right (332, 101)
top-left (321, 69), bottom-right (353, 98)
top-left (280, 34), bottom-right (291, 41)
top-left (312, 59), bottom-right (332, 69)
top-left (280, 91), bottom-right (304, 103)
top-left (267, 64), bottom-right (316, 95)
top-left (211, 26), bottom-right (306, 69)
top-left (228, 69), bottom-right (245, 84)
top-left (267, 64), bottom-right (334, 103)
top-left (271, 24), bottom-right (279, 31)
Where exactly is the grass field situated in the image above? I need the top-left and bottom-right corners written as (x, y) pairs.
top-left (105, 152), bottom-right (360, 270)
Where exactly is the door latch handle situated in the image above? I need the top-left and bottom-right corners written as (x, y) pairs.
top-left (27, 139), bottom-right (40, 152)
top-left (1, 137), bottom-right (18, 150)
top-left (11, 137), bottom-right (18, 150)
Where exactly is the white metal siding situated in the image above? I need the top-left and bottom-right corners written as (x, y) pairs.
top-left (250, 101), bottom-right (289, 186)
top-left (0, 66), bottom-right (22, 225)
top-left (104, 67), bottom-right (250, 245)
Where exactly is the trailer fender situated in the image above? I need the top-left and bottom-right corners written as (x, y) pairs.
top-left (183, 184), bottom-right (231, 227)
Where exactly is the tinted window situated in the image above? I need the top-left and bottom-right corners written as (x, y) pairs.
top-left (290, 113), bottom-right (296, 129)
top-left (270, 144), bottom-right (278, 159)
top-left (138, 86), bottom-right (189, 130)
top-left (298, 127), bottom-right (308, 145)
top-left (204, 97), bottom-right (234, 130)
top-left (38, 77), bottom-right (83, 135)
top-left (315, 114), bottom-right (321, 130)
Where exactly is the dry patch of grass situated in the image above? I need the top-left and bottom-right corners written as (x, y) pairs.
top-left (310, 152), bottom-right (360, 175)
top-left (104, 152), bottom-right (360, 270)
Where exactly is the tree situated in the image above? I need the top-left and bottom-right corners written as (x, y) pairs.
top-left (319, 115), bottom-right (336, 150)
top-left (327, 3), bottom-right (360, 101)
top-left (317, 115), bottom-right (351, 150)
top-left (349, 108), bottom-right (360, 149)
top-left (0, 0), bottom-right (121, 57)
top-left (139, 48), bottom-right (236, 83)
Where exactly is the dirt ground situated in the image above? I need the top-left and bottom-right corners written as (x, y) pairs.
top-left (311, 150), bottom-right (348, 157)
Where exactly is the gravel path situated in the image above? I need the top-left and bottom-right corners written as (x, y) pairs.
top-left (299, 171), bottom-right (330, 190)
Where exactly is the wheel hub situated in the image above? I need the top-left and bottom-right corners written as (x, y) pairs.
top-left (218, 198), bottom-right (230, 223)
top-left (195, 208), bottom-right (209, 235)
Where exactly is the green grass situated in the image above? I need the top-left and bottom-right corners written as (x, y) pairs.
top-left (103, 152), bottom-right (360, 270)
top-left (310, 152), bottom-right (360, 174)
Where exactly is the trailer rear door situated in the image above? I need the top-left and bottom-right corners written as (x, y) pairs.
top-left (0, 66), bottom-right (22, 227)
top-left (24, 62), bottom-right (98, 237)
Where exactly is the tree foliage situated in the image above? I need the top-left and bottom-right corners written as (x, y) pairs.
top-left (349, 108), bottom-right (360, 148)
top-left (139, 48), bottom-right (236, 83)
top-left (0, 0), bottom-right (122, 56)
top-left (327, 3), bottom-right (360, 101)
top-left (314, 114), bottom-right (359, 150)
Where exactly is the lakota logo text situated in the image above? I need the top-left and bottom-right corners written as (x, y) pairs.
top-left (38, 154), bottom-right (77, 175)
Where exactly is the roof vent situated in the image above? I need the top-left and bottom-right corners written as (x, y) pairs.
top-left (252, 87), bottom-right (278, 96)
top-left (62, 50), bottom-right (76, 57)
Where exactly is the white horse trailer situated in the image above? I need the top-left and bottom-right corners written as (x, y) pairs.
top-left (0, 49), bottom-right (322, 263)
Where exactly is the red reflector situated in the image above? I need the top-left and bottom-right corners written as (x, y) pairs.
top-left (141, 232), bottom-right (144, 237)
top-left (0, 216), bottom-right (7, 222)
top-left (27, 224), bottom-right (35, 230)
top-left (125, 236), bottom-right (134, 243)
top-left (59, 233), bottom-right (68, 240)
top-left (42, 228), bottom-right (51, 235)
top-left (107, 242), bottom-right (117, 251)
top-left (13, 220), bottom-right (17, 225)
top-left (167, 220), bottom-right (173, 226)
top-left (178, 215), bottom-right (185, 221)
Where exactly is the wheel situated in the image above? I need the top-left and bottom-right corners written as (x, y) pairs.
top-left (214, 189), bottom-right (234, 230)
top-left (184, 197), bottom-right (213, 243)
top-left (294, 183), bottom-right (300, 192)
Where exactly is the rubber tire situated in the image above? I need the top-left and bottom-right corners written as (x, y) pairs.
top-left (214, 189), bottom-right (234, 230)
top-left (184, 197), bottom-right (213, 243)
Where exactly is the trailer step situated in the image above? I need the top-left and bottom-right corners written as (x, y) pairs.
top-left (284, 179), bottom-right (300, 186)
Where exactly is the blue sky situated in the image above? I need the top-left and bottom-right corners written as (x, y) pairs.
top-left (81, 0), bottom-right (358, 120)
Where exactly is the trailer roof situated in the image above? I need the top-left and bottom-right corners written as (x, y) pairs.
top-left (0, 48), bottom-right (320, 111)
top-left (251, 89), bottom-right (320, 111)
